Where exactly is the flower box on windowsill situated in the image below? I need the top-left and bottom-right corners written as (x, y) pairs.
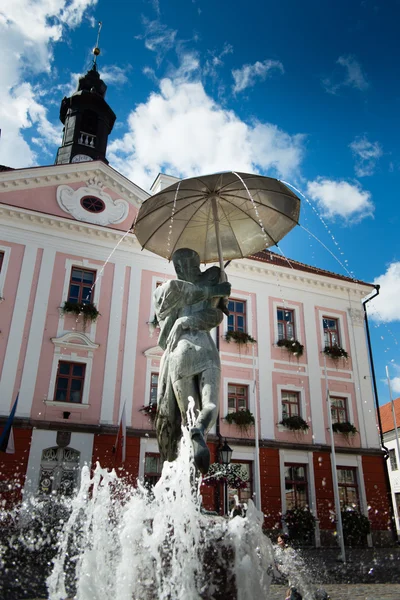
top-left (225, 409), bottom-right (255, 431)
top-left (323, 345), bottom-right (348, 360)
top-left (61, 301), bottom-right (100, 326)
top-left (332, 421), bottom-right (357, 435)
top-left (279, 415), bottom-right (309, 432)
top-left (225, 331), bottom-right (257, 346)
top-left (140, 403), bottom-right (157, 421)
top-left (276, 338), bottom-right (304, 357)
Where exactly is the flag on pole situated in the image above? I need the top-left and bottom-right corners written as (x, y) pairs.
top-left (112, 402), bottom-right (126, 464)
top-left (0, 393), bottom-right (19, 454)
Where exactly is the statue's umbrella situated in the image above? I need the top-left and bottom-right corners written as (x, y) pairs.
top-left (134, 171), bottom-right (300, 271)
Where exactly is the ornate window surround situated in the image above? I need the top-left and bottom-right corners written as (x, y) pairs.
top-left (272, 299), bottom-right (302, 347)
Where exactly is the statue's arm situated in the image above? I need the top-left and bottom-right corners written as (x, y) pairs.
top-left (155, 279), bottom-right (231, 320)
top-left (166, 309), bottom-right (223, 351)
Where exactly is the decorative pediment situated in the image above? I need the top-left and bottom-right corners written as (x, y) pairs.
top-left (144, 345), bottom-right (164, 358)
top-left (51, 332), bottom-right (99, 350)
top-left (56, 182), bottom-right (129, 226)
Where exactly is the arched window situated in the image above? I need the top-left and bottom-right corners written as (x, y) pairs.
top-left (38, 446), bottom-right (80, 496)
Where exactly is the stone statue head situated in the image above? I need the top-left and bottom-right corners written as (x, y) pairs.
top-left (172, 248), bottom-right (201, 283)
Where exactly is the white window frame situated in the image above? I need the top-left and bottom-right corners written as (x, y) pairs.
top-left (45, 351), bottom-right (92, 408)
top-left (58, 258), bottom-right (104, 338)
top-left (0, 244), bottom-right (12, 298)
top-left (279, 449), bottom-right (317, 518)
top-left (223, 377), bottom-right (252, 416)
top-left (319, 310), bottom-right (345, 350)
top-left (329, 393), bottom-right (354, 426)
top-left (272, 300), bottom-right (302, 345)
top-left (277, 383), bottom-right (306, 429)
top-left (224, 292), bottom-right (254, 337)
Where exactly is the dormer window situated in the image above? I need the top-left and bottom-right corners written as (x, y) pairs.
top-left (80, 196), bottom-right (105, 213)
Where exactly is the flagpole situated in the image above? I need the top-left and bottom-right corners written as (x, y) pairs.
top-left (252, 343), bottom-right (261, 509)
top-left (324, 356), bottom-right (346, 563)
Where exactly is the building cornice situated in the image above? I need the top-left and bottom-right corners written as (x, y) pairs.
top-left (0, 202), bottom-right (140, 246)
top-left (0, 161), bottom-right (149, 206)
top-left (228, 256), bottom-right (372, 298)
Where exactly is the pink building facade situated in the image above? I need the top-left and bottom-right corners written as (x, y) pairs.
top-left (0, 159), bottom-right (393, 545)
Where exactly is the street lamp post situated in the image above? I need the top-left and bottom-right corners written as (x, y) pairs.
top-left (219, 439), bottom-right (233, 515)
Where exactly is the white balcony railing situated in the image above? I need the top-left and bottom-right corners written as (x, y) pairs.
top-left (79, 132), bottom-right (96, 147)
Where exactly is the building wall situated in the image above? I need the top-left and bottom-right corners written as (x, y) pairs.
top-left (0, 162), bottom-right (391, 546)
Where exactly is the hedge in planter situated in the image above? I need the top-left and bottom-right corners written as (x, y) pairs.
top-left (280, 415), bottom-right (309, 432)
top-left (225, 409), bottom-right (255, 431)
top-left (277, 338), bottom-right (304, 357)
top-left (332, 421), bottom-right (357, 435)
top-left (282, 507), bottom-right (316, 545)
top-left (341, 509), bottom-right (370, 546)
top-left (61, 301), bottom-right (100, 327)
top-left (323, 345), bottom-right (348, 360)
top-left (225, 331), bottom-right (257, 346)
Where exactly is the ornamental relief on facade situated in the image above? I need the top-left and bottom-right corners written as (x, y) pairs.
top-left (56, 182), bottom-right (129, 226)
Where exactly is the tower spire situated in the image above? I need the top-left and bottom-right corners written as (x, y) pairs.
top-left (55, 22), bottom-right (116, 166)
top-left (92, 21), bottom-right (102, 67)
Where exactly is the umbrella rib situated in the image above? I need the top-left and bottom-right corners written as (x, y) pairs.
top-left (135, 191), bottom-right (206, 223)
top-left (219, 196), bottom-right (280, 246)
top-left (221, 193), bottom-right (300, 225)
top-left (169, 197), bottom-right (211, 257)
top-left (136, 196), bottom-right (210, 248)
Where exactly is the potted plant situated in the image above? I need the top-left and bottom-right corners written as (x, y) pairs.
top-left (332, 421), bottom-right (357, 435)
top-left (282, 507), bottom-right (316, 545)
top-left (279, 415), bottom-right (309, 432)
top-left (225, 409), bottom-right (255, 432)
top-left (277, 338), bottom-right (304, 357)
top-left (340, 508), bottom-right (370, 546)
top-left (140, 403), bottom-right (157, 421)
top-left (323, 345), bottom-right (348, 360)
top-left (225, 330), bottom-right (257, 347)
top-left (61, 301), bottom-right (100, 327)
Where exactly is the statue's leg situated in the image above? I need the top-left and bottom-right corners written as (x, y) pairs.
top-left (172, 376), bottom-right (199, 424)
top-left (196, 366), bottom-right (221, 434)
top-left (172, 375), bottom-right (211, 475)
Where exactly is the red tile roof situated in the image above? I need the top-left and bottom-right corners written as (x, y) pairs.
top-left (379, 397), bottom-right (400, 433)
top-left (250, 250), bottom-right (373, 287)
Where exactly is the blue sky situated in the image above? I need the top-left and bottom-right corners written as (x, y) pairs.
top-left (1, 0), bottom-right (399, 405)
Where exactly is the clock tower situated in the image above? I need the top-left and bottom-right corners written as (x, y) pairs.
top-left (55, 32), bottom-right (116, 165)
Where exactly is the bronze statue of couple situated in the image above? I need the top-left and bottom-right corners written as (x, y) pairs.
top-left (153, 248), bottom-right (231, 475)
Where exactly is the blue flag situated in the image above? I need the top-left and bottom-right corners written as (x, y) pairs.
top-left (0, 393), bottom-right (19, 453)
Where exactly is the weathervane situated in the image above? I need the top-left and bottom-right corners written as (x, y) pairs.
top-left (92, 21), bottom-right (102, 65)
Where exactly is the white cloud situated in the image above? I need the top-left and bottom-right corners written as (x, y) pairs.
top-left (0, 0), bottom-right (97, 167)
top-left (323, 54), bottom-right (369, 94)
top-left (390, 378), bottom-right (400, 394)
top-left (108, 74), bottom-right (305, 191)
top-left (136, 18), bottom-right (177, 66)
top-left (368, 262), bottom-right (400, 323)
top-left (232, 59), bottom-right (284, 93)
top-left (101, 65), bottom-right (132, 87)
top-left (306, 178), bottom-right (374, 222)
top-left (349, 135), bottom-right (383, 177)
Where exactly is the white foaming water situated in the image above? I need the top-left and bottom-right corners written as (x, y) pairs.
top-left (47, 419), bottom-right (275, 600)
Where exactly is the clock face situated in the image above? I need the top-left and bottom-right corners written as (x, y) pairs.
top-left (71, 154), bottom-right (93, 163)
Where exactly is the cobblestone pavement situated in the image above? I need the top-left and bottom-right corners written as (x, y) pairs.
top-left (270, 584), bottom-right (400, 600)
